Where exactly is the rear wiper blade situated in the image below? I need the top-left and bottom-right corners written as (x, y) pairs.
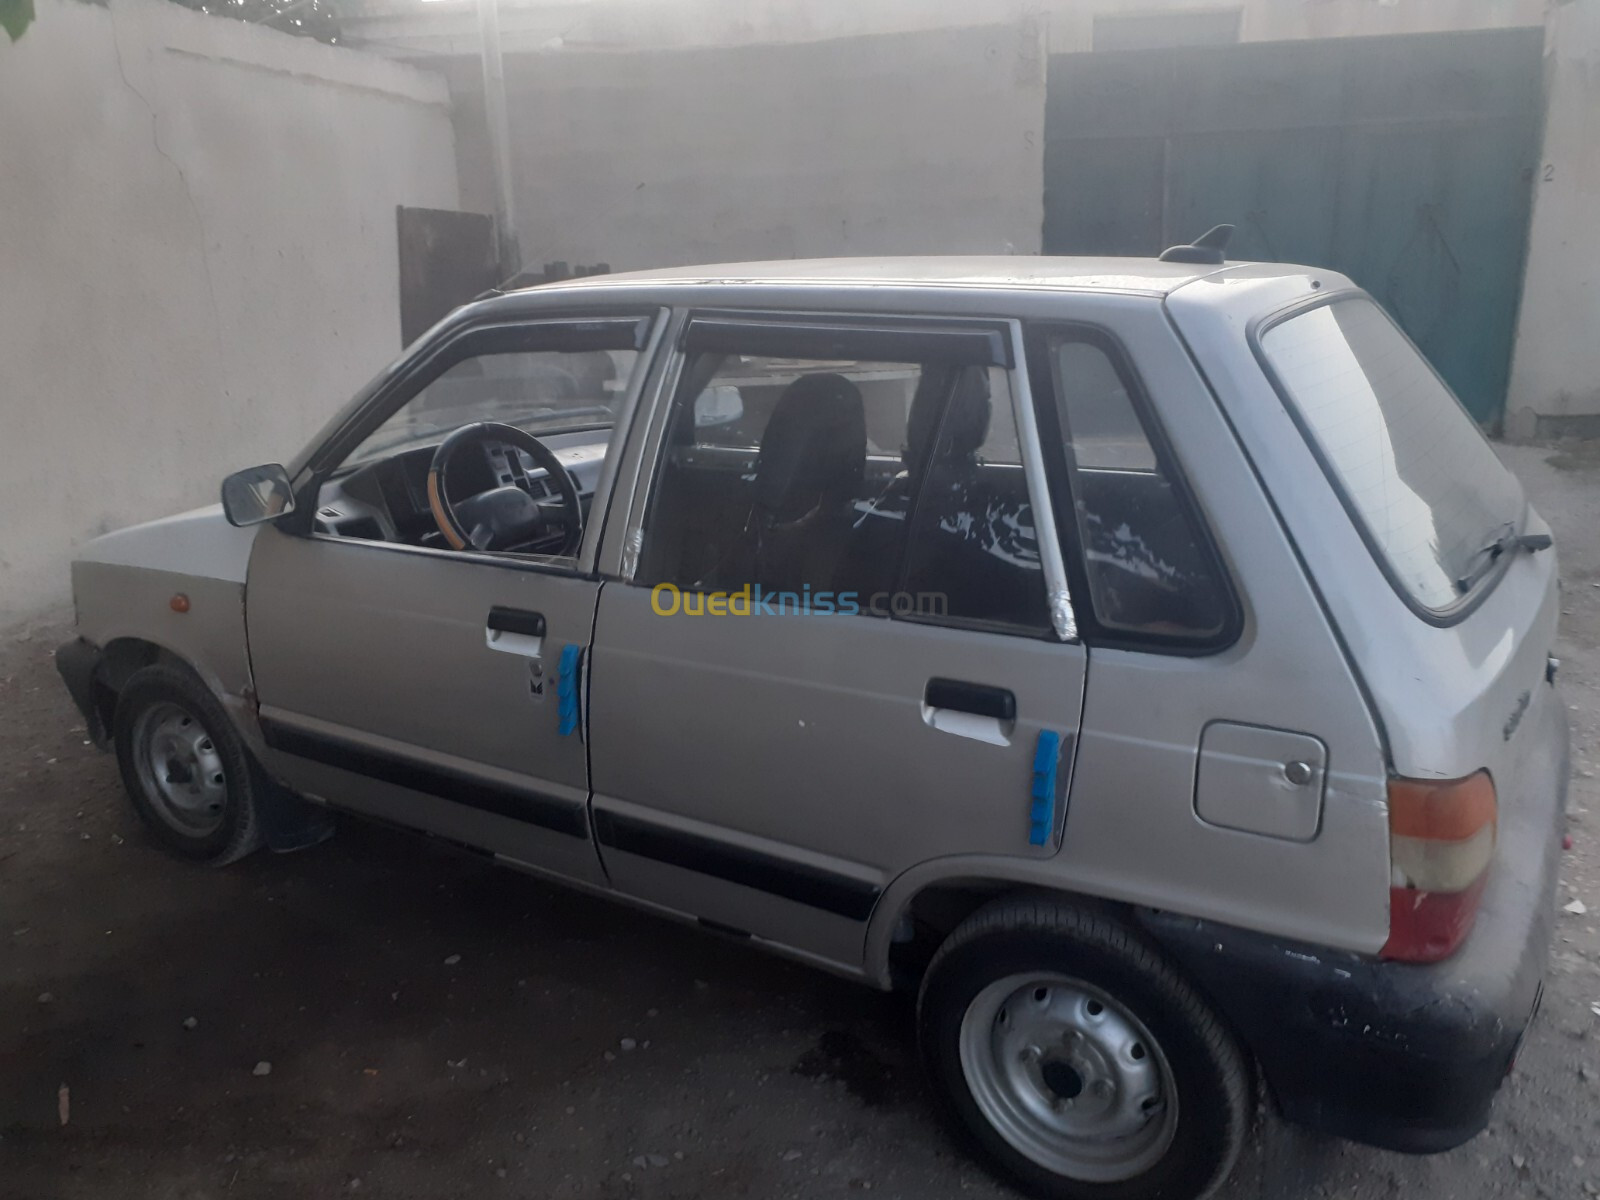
top-left (1455, 523), bottom-right (1552, 594)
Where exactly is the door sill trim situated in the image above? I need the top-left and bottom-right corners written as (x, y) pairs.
top-left (592, 807), bottom-right (881, 921)
top-left (259, 717), bottom-right (589, 839)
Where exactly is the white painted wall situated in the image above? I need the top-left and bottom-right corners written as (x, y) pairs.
top-left (1506, 0), bottom-right (1600, 438)
top-left (446, 21), bottom-right (1047, 273)
top-left (0, 0), bottom-right (459, 628)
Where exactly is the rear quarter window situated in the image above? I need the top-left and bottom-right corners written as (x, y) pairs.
top-left (1257, 296), bottom-right (1524, 615)
top-left (1041, 329), bottom-right (1235, 648)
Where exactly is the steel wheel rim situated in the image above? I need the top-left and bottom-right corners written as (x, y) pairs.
top-left (132, 701), bottom-right (229, 838)
top-left (958, 972), bottom-right (1179, 1182)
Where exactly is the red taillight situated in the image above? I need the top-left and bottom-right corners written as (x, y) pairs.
top-left (1381, 772), bottom-right (1497, 964)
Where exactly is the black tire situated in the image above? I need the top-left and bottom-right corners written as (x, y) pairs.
top-left (917, 896), bottom-right (1250, 1200)
top-left (113, 663), bottom-right (264, 866)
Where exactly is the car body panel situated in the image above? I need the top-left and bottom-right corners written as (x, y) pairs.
top-left (1141, 672), bottom-right (1567, 1152)
top-left (70, 506), bottom-right (263, 748)
top-left (74, 503), bottom-right (257, 584)
top-left (590, 589), bottom-right (1090, 971)
top-left (1167, 271), bottom-right (1563, 906)
top-left (245, 525), bottom-right (607, 885)
top-left (536, 256), bottom-right (1226, 295)
top-left (1034, 293), bottom-right (1389, 954)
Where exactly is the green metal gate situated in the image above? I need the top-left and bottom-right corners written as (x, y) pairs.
top-left (1043, 29), bottom-right (1545, 426)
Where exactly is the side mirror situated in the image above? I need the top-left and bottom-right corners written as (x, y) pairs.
top-left (694, 385), bottom-right (745, 430)
top-left (221, 464), bottom-right (296, 527)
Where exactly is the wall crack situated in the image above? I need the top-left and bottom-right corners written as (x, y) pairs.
top-left (108, 3), bottom-right (224, 338)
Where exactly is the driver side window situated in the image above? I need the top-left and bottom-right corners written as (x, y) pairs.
top-left (313, 322), bottom-right (646, 561)
top-left (346, 348), bottom-right (634, 468)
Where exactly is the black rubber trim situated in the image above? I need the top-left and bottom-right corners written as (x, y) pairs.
top-left (486, 606), bottom-right (547, 637)
top-left (924, 678), bottom-right (1016, 721)
top-left (697, 917), bottom-right (753, 938)
top-left (55, 638), bottom-right (109, 746)
top-left (593, 808), bottom-right (880, 921)
top-left (1136, 908), bottom-right (1538, 1153)
top-left (260, 718), bottom-right (588, 839)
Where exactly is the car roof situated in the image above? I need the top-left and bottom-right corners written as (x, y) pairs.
top-left (508, 256), bottom-right (1248, 298)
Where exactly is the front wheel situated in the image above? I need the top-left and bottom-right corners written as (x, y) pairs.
top-left (114, 664), bottom-right (264, 866)
top-left (918, 897), bottom-right (1250, 1200)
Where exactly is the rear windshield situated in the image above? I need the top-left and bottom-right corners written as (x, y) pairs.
top-left (1258, 297), bottom-right (1524, 614)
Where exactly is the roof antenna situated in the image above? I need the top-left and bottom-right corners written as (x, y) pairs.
top-left (1159, 224), bottom-right (1234, 265)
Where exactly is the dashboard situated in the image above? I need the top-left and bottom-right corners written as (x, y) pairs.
top-left (313, 431), bottom-right (611, 551)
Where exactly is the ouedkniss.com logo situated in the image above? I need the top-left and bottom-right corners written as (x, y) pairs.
top-left (650, 582), bottom-right (947, 619)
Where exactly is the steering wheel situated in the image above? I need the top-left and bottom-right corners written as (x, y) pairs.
top-left (426, 422), bottom-right (584, 555)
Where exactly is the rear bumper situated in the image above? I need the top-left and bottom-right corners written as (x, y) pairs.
top-left (55, 637), bottom-right (109, 747)
top-left (1140, 687), bottom-right (1569, 1154)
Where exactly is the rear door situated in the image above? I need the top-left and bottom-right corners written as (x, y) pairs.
top-left (587, 314), bottom-right (1087, 971)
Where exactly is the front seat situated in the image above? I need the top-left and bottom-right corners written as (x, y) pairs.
top-left (908, 367), bottom-right (1051, 627)
top-left (746, 372), bottom-right (867, 594)
top-left (845, 365), bottom-right (994, 598)
top-left (906, 364), bottom-right (992, 486)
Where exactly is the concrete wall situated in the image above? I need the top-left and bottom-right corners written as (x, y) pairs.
top-left (344, 0), bottom-right (1545, 57)
top-left (1506, 0), bottom-right (1600, 439)
top-left (445, 21), bottom-right (1047, 273)
top-left (0, 0), bottom-right (459, 628)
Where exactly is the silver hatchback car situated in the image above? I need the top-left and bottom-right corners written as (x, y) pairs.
top-left (57, 249), bottom-right (1568, 1200)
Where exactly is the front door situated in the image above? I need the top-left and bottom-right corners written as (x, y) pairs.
top-left (248, 314), bottom-right (658, 884)
top-left (588, 314), bottom-right (1088, 970)
top-left (250, 535), bottom-right (605, 882)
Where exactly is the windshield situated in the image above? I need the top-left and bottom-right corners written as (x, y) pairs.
top-left (345, 348), bottom-right (636, 466)
top-left (1258, 297), bottom-right (1524, 613)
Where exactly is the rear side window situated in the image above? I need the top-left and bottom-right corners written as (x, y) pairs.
top-left (639, 321), bottom-right (1051, 633)
top-left (1258, 297), bottom-right (1524, 614)
top-left (1045, 332), bottom-right (1233, 645)
top-left (641, 351), bottom-right (922, 601)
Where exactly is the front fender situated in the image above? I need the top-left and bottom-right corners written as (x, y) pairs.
top-left (72, 564), bottom-right (263, 750)
top-left (70, 505), bottom-right (263, 750)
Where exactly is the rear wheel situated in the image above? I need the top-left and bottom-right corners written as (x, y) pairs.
top-left (918, 896), bottom-right (1250, 1200)
top-left (114, 664), bottom-right (263, 866)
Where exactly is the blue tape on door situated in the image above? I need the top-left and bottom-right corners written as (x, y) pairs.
top-left (556, 643), bottom-right (581, 737)
top-left (1030, 730), bottom-right (1061, 846)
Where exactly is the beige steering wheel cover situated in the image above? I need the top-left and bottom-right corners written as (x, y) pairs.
top-left (425, 468), bottom-right (469, 551)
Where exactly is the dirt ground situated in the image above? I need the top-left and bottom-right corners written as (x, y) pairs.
top-left (3, 442), bottom-right (1598, 1200)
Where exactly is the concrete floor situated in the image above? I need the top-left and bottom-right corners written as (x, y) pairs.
top-left (2, 442), bottom-right (1597, 1200)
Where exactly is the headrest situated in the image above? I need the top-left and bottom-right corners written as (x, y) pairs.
top-left (905, 365), bottom-right (992, 473)
top-left (755, 372), bottom-right (867, 523)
